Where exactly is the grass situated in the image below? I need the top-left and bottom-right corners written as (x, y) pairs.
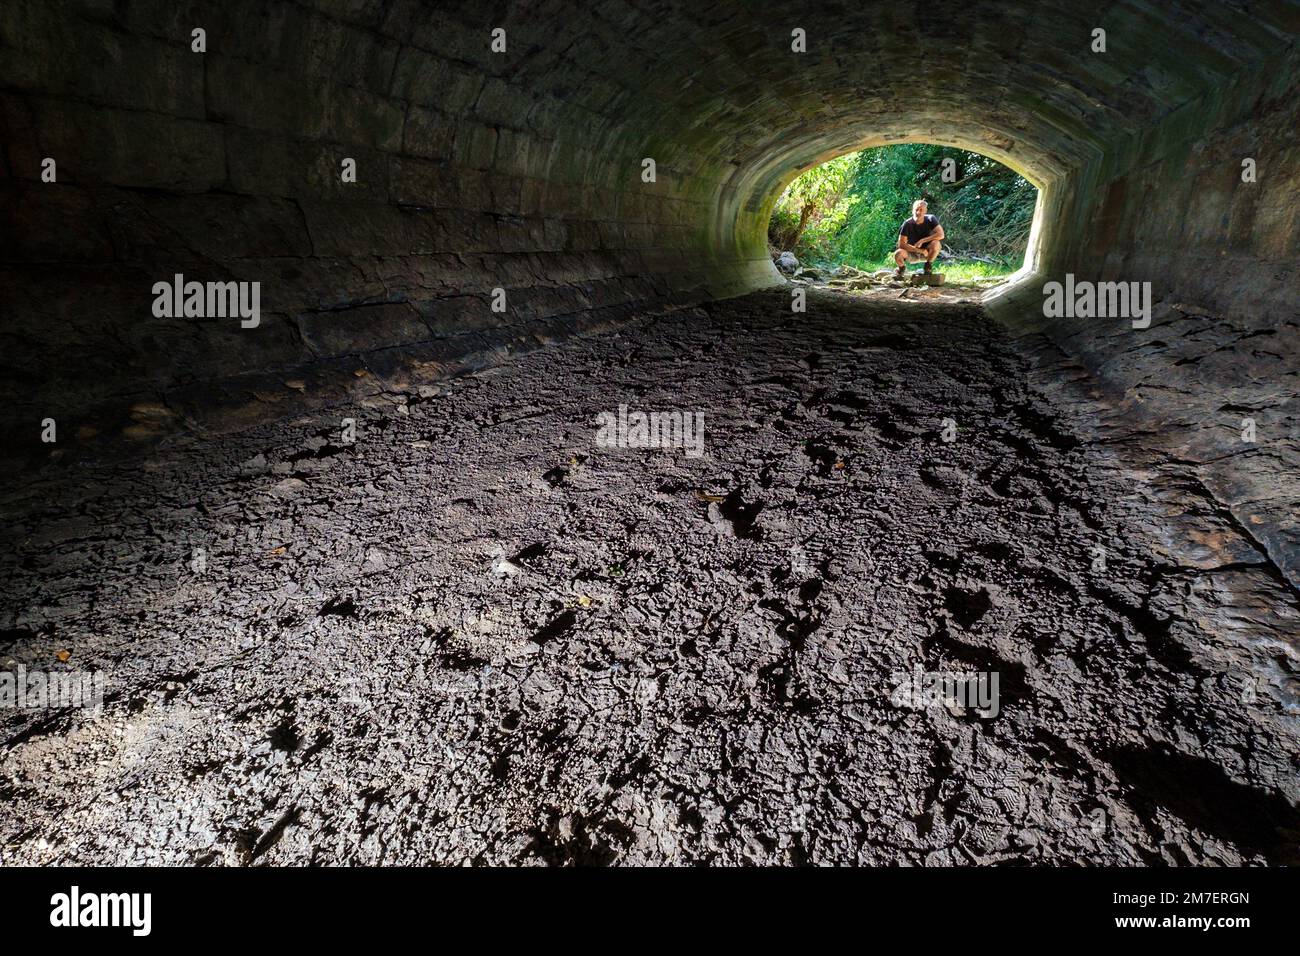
top-left (842, 255), bottom-right (1023, 282)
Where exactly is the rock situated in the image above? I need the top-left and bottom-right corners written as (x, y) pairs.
top-left (492, 557), bottom-right (521, 576)
top-left (270, 478), bottom-right (306, 497)
top-left (706, 501), bottom-right (737, 537)
top-left (774, 251), bottom-right (799, 274)
top-left (240, 453), bottom-right (269, 474)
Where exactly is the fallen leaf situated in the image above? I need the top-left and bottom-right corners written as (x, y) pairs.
top-left (269, 546), bottom-right (287, 556)
top-left (56, 649), bottom-right (71, 663)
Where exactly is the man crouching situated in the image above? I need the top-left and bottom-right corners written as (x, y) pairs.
top-left (894, 199), bottom-right (944, 277)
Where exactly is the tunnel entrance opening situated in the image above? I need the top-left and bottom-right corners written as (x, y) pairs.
top-left (766, 144), bottom-right (1039, 296)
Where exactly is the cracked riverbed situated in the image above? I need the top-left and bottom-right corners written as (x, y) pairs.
top-left (2, 288), bottom-right (1297, 865)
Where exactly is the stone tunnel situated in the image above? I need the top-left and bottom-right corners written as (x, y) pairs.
top-left (0, 1), bottom-right (1297, 866)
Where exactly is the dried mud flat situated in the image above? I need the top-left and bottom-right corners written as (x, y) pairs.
top-left (2, 288), bottom-right (1297, 865)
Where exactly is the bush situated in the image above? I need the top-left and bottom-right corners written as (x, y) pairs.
top-left (766, 152), bottom-right (858, 255)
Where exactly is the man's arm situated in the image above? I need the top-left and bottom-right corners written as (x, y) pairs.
top-left (898, 230), bottom-right (924, 254)
top-left (917, 223), bottom-right (945, 246)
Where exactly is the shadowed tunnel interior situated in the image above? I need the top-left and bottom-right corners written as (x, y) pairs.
top-left (0, 2), bottom-right (1297, 865)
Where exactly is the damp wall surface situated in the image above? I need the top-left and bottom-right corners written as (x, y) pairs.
top-left (987, 43), bottom-right (1300, 585)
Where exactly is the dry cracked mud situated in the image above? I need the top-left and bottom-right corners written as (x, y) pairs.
top-left (2, 289), bottom-right (1297, 865)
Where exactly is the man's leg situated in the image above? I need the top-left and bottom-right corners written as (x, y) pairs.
top-left (894, 247), bottom-right (908, 277)
top-left (922, 239), bottom-right (941, 273)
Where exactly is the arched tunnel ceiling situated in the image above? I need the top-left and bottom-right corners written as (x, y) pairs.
top-left (364, 0), bottom-right (1297, 276)
top-left (463, 0), bottom-right (1297, 215)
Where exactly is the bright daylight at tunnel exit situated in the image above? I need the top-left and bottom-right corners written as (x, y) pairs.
top-left (766, 143), bottom-right (1039, 293)
top-left (0, 0), bottom-right (1297, 934)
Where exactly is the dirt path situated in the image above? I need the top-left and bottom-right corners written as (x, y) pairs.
top-left (2, 289), bottom-right (1296, 865)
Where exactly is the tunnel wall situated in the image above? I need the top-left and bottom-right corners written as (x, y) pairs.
top-left (987, 47), bottom-right (1300, 584)
top-left (1037, 45), bottom-right (1299, 317)
top-left (0, 0), bottom-right (774, 442)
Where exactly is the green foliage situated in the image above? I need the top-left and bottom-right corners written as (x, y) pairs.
top-left (767, 152), bottom-right (859, 257)
top-left (768, 144), bottom-right (1037, 270)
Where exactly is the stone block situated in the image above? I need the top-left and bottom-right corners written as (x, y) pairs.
top-left (402, 106), bottom-right (454, 161)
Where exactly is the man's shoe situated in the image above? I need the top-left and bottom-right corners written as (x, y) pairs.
top-left (923, 261), bottom-right (933, 274)
top-left (895, 265), bottom-right (905, 278)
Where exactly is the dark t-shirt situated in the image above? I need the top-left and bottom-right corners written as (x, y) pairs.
top-left (899, 214), bottom-right (939, 244)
